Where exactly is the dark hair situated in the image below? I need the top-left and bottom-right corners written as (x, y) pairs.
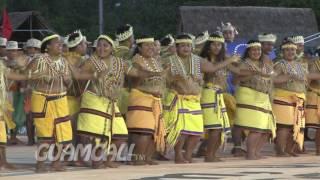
top-left (160, 35), bottom-right (173, 46)
top-left (68, 32), bottom-right (82, 52)
top-left (116, 24), bottom-right (131, 34)
top-left (116, 24), bottom-right (133, 42)
top-left (282, 37), bottom-right (294, 44)
top-left (133, 43), bottom-right (142, 56)
top-left (176, 34), bottom-right (192, 40)
top-left (315, 47), bottom-right (320, 56)
top-left (242, 40), bottom-right (261, 60)
top-left (68, 32), bottom-right (80, 43)
top-left (133, 34), bottom-right (151, 56)
top-left (175, 34), bottom-right (192, 47)
top-left (95, 38), bottom-right (114, 52)
top-left (40, 41), bottom-right (48, 53)
top-left (41, 34), bottom-right (58, 53)
top-left (69, 46), bottom-right (77, 52)
top-left (196, 32), bottom-right (205, 38)
top-left (280, 37), bottom-right (295, 50)
top-left (199, 33), bottom-right (226, 62)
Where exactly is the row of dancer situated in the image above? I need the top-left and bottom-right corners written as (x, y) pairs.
top-left (0, 23), bottom-right (319, 173)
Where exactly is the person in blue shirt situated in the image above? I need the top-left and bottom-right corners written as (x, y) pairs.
top-left (219, 22), bottom-right (248, 156)
top-left (220, 22), bottom-right (247, 94)
top-left (258, 33), bottom-right (277, 61)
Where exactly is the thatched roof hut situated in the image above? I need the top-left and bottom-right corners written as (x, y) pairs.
top-left (7, 11), bottom-right (54, 43)
top-left (178, 6), bottom-right (319, 46)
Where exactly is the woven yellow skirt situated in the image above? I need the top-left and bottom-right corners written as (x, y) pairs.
top-left (31, 91), bottom-right (72, 144)
top-left (234, 87), bottom-right (275, 138)
top-left (77, 91), bottom-right (128, 140)
top-left (126, 89), bottom-right (165, 152)
top-left (0, 118), bottom-right (6, 146)
top-left (0, 102), bottom-right (15, 146)
top-left (305, 89), bottom-right (320, 129)
top-left (272, 88), bottom-right (306, 150)
top-left (272, 88), bottom-right (305, 127)
top-left (164, 90), bottom-right (203, 147)
top-left (3, 101), bottom-right (15, 130)
top-left (67, 95), bottom-right (80, 116)
top-left (201, 85), bottom-right (230, 131)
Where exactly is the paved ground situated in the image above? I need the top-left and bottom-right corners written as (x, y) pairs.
top-left (0, 138), bottom-right (320, 180)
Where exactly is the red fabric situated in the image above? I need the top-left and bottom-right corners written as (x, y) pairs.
top-left (1, 9), bottom-right (12, 39)
top-left (24, 96), bottom-right (31, 113)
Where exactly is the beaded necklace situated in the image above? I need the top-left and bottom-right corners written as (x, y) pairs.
top-left (209, 57), bottom-right (227, 78)
top-left (203, 57), bottom-right (227, 88)
top-left (243, 58), bottom-right (273, 93)
top-left (244, 58), bottom-right (266, 73)
top-left (171, 54), bottom-right (201, 79)
top-left (91, 55), bottom-right (125, 98)
top-left (90, 54), bottom-right (108, 73)
top-left (280, 59), bottom-right (305, 81)
top-left (37, 54), bottom-right (68, 76)
top-left (138, 54), bottom-right (163, 73)
top-left (244, 58), bottom-right (272, 80)
top-left (170, 54), bottom-right (187, 77)
top-left (104, 56), bottom-right (124, 86)
top-left (33, 53), bottom-right (69, 93)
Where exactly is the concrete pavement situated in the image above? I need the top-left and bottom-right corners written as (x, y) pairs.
top-left (1, 140), bottom-right (320, 179)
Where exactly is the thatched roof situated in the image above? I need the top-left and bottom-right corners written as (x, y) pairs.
top-left (9, 11), bottom-right (48, 29)
top-left (178, 6), bottom-right (319, 46)
top-left (6, 11), bottom-right (53, 43)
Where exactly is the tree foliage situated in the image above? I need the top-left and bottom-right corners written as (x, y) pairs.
top-left (1, 0), bottom-right (320, 40)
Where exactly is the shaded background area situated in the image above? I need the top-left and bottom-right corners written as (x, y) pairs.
top-left (7, 11), bottom-right (53, 43)
top-left (178, 6), bottom-right (320, 47)
top-left (0, 0), bottom-right (320, 41)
